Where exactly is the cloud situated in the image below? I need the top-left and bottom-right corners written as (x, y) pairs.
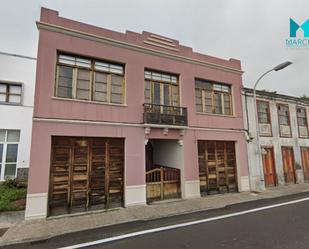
top-left (0, 0), bottom-right (308, 96)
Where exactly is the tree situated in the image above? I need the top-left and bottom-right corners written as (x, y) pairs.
top-left (260, 89), bottom-right (277, 94)
top-left (300, 95), bottom-right (309, 101)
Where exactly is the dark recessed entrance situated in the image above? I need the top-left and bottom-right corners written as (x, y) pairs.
top-left (145, 139), bottom-right (181, 203)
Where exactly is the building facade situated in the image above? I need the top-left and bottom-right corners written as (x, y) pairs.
top-left (243, 88), bottom-right (309, 191)
top-left (0, 52), bottom-right (36, 181)
top-left (25, 8), bottom-right (250, 219)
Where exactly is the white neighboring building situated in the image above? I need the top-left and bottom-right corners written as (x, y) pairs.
top-left (242, 88), bottom-right (309, 191)
top-left (0, 52), bottom-right (36, 181)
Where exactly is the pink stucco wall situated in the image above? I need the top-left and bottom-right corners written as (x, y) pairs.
top-left (28, 121), bottom-right (146, 194)
top-left (27, 8), bottom-right (248, 195)
top-left (34, 8), bottom-right (244, 130)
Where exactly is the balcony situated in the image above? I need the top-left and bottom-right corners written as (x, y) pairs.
top-left (143, 103), bottom-right (188, 126)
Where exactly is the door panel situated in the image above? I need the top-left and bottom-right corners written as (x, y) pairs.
top-left (107, 139), bottom-right (124, 208)
top-left (301, 148), bottom-right (309, 181)
top-left (49, 137), bottom-right (124, 216)
top-left (89, 139), bottom-right (106, 207)
top-left (262, 147), bottom-right (277, 187)
top-left (0, 144), bottom-right (3, 179)
top-left (71, 140), bottom-right (89, 211)
top-left (282, 147), bottom-right (296, 184)
top-left (49, 138), bottom-right (71, 214)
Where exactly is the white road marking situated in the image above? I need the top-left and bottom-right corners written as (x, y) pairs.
top-left (58, 196), bottom-right (309, 249)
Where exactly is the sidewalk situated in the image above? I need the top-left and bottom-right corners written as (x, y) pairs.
top-left (1, 183), bottom-right (309, 246)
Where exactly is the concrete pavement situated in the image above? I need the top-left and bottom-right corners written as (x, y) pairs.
top-left (1, 183), bottom-right (309, 246)
top-left (89, 193), bottom-right (309, 249)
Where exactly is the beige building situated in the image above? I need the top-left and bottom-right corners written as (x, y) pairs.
top-left (242, 88), bottom-right (309, 191)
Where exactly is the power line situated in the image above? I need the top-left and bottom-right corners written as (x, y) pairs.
top-left (0, 51), bottom-right (36, 60)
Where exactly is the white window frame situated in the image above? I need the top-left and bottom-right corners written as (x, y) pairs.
top-left (0, 81), bottom-right (23, 105)
top-left (0, 130), bottom-right (20, 180)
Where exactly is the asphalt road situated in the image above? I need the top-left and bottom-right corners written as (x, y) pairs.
top-left (3, 192), bottom-right (309, 249)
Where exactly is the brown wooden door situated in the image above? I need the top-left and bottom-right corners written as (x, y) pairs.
top-left (262, 147), bottom-right (277, 187)
top-left (49, 137), bottom-right (124, 216)
top-left (198, 141), bottom-right (237, 195)
top-left (301, 147), bottom-right (309, 181)
top-left (281, 147), bottom-right (296, 184)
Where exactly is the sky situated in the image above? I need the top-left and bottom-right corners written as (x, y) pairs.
top-left (0, 0), bottom-right (308, 97)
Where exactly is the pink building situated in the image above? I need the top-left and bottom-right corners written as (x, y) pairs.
top-left (25, 8), bottom-right (250, 219)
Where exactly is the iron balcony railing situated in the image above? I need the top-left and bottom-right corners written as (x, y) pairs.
top-left (143, 103), bottom-right (188, 126)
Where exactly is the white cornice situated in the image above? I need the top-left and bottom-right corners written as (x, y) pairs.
top-left (36, 21), bottom-right (244, 75)
top-left (33, 117), bottom-right (245, 133)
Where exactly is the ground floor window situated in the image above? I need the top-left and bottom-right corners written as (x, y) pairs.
top-left (198, 140), bottom-right (237, 194)
top-left (0, 129), bottom-right (20, 180)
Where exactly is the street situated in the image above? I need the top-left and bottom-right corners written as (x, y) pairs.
top-left (3, 192), bottom-right (309, 249)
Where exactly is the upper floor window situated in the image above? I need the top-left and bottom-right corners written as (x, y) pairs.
top-left (257, 101), bottom-right (271, 124)
top-left (144, 70), bottom-right (179, 106)
top-left (0, 83), bottom-right (22, 104)
top-left (297, 107), bottom-right (308, 126)
top-left (56, 54), bottom-right (125, 104)
top-left (277, 104), bottom-right (290, 125)
top-left (277, 104), bottom-right (292, 137)
top-left (195, 79), bottom-right (232, 115)
top-left (297, 106), bottom-right (308, 138)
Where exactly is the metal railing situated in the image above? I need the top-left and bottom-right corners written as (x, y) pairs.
top-left (143, 103), bottom-right (188, 126)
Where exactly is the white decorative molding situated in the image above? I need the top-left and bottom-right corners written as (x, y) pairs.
top-left (25, 193), bottom-right (48, 220)
top-left (33, 117), bottom-right (245, 134)
top-left (280, 124), bottom-right (292, 137)
top-left (163, 128), bottom-right (169, 135)
top-left (239, 176), bottom-right (250, 192)
top-left (184, 180), bottom-right (200, 199)
top-left (178, 140), bottom-right (183, 146)
top-left (299, 126), bottom-right (309, 138)
top-left (259, 123), bottom-right (272, 137)
top-left (125, 185), bottom-right (147, 207)
top-left (36, 22), bottom-right (243, 75)
top-left (144, 41), bottom-right (179, 52)
top-left (179, 129), bottom-right (186, 136)
top-left (150, 34), bottom-right (174, 43)
top-left (145, 127), bottom-right (151, 135)
top-left (296, 169), bottom-right (305, 184)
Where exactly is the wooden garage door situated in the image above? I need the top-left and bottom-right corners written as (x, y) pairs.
top-left (49, 137), bottom-right (124, 216)
top-left (301, 147), bottom-right (309, 182)
top-left (281, 147), bottom-right (296, 184)
top-left (198, 141), bottom-right (237, 195)
top-left (262, 147), bottom-right (277, 187)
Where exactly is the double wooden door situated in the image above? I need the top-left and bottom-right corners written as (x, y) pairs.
top-left (49, 137), bottom-right (124, 216)
top-left (262, 147), bottom-right (277, 187)
top-left (301, 147), bottom-right (309, 181)
top-left (281, 147), bottom-right (296, 184)
top-left (198, 141), bottom-right (237, 195)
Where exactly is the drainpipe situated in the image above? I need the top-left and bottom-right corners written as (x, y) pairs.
top-left (245, 92), bottom-right (250, 135)
top-left (243, 91), bottom-right (253, 192)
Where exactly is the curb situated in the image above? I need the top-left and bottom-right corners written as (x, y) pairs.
top-left (1, 190), bottom-right (309, 247)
